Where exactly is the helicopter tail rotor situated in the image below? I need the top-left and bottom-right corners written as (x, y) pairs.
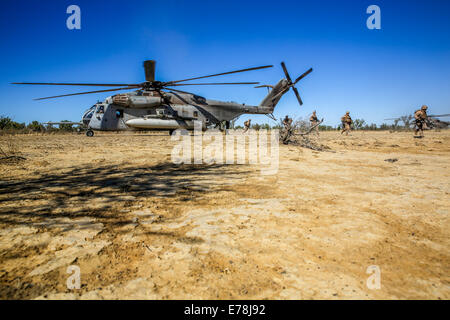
top-left (280, 62), bottom-right (312, 107)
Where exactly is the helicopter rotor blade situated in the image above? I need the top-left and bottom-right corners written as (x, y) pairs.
top-left (294, 68), bottom-right (313, 84)
top-left (280, 62), bottom-right (293, 84)
top-left (164, 88), bottom-right (197, 95)
top-left (165, 65), bottom-right (273, 85)
top-left (429, 113), bottom-right (450, 118)
top-left (143, 60), bottom-right (156, 82)
top-left (15, 61), bottom-right (274, 101)
top-left (33, 87), bottom-right (138, 101)
top-left (292, 86), bottom-right (303, 106)
top-left (12, 82), bottom-right (142, 87)
top-left (167, 82), bottom-right (260, 86)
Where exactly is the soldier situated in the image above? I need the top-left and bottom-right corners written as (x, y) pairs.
top-left (310, 110), bottom-right (319, 135)
top-left (282, 115), bottom-right (293, 130)
top-left (341, 111), bottom-right (353, 135)
top-left (243, 119), bottom-right (251, 133)
top-left (280, 115), bottom-right (294, 144)
top-left (414, 105), bottom-right (428, 137)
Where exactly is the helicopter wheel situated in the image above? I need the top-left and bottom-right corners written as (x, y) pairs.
top-left (86, 130), bottom-right (94, 137)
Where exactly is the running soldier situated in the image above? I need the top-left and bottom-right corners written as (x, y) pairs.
top-left (414, 105), bottom-right (429, 137)
top-left (243, 119), bottom-right (251, 133)
top-left (341, 111), bottom-right (353, 135)
top-left (310, 110), bottom-right (319, 135)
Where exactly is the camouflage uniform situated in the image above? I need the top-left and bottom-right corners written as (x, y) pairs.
top-left (282, 115), bottom-right (293, 130)
top-left (243, 119), bottom-right (251, 133)
top-left (310, 111), bottom-right (319, 135)
top-left (341, 111), bottom-right (352, 135)
top-left (280, 115), bottom-right (294, 144)
top-left (414, 105), bottom-right (428, 136)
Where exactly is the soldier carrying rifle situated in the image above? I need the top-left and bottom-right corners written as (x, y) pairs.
top-left (414, 105), bottom-right (429, 137)
top-left (341, 111), bottom-right (353, 135)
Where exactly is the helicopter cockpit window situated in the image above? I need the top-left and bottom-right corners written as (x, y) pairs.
top-left (96, 105), bottom-right (104, 114)
top-left (83, 107), bottom-right (95, 119)
top-left (193, 95), bottom-right (206, 104)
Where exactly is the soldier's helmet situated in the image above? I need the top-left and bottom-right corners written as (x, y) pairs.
top-left (313, 110), bottom-right (316, 114)
top-left (346, 111), bottom-right (350, 115)
top-left (421, 105), bottom-right (428, 110)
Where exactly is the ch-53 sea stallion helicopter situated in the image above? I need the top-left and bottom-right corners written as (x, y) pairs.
top-left (384, 113), bottom-right (450, 130)
top-left (13, 60), bottom-right (312, 136)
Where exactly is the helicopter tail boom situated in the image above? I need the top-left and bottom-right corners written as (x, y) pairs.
top-left (257, 63), bottom-right (313, 113)
top-left (258, 79), bottom-right (289, 112)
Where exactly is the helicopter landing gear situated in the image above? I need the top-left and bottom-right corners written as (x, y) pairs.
top-left (86, 130), bottom-right (94, 137)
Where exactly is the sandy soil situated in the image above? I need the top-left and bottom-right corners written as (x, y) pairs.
top-left (0, 130), bottom-right (449, 300)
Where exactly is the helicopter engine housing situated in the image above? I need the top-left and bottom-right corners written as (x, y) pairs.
top-left (113, 94), bottom-right (163, 108)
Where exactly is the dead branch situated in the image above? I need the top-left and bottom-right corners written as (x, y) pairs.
top-left (294, 119), bottom-right (324, 136)
top-left (279, 119), bottom-right (332, 152)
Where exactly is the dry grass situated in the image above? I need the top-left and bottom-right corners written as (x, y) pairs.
top-left (0, 136), bottom-right (26, 164)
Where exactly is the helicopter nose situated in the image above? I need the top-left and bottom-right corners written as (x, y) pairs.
top-left (88, 113), bottom-right (102, 129)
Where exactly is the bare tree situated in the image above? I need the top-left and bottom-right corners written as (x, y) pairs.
top-left (353, 119), bottom-right (366, 130)
top-left (400, 115), bottom-right (413, 129)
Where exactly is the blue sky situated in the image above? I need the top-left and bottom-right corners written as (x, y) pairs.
top-left (0, 0), bottom-right (449, 126)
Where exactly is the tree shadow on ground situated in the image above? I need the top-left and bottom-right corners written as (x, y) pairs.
top-left (0, 162), bottom-right (251, 232)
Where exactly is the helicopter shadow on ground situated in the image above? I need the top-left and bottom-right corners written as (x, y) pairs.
top-left (0, 162), bottom-right (252, 233)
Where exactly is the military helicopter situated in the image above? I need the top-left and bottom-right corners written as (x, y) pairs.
top-left (384, 113), bottom-right (450, 130)
top-left (13, 61), bottom-right (312, 136)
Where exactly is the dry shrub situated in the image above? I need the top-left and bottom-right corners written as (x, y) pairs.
top-left (0, 136), bottom-right (26, 164)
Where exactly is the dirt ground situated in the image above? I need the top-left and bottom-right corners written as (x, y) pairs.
top-left (0, 130), bottom-right (448, 300)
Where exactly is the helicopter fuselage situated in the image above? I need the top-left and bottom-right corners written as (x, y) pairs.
top-left (84, 82), bottom-right (285, 134)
